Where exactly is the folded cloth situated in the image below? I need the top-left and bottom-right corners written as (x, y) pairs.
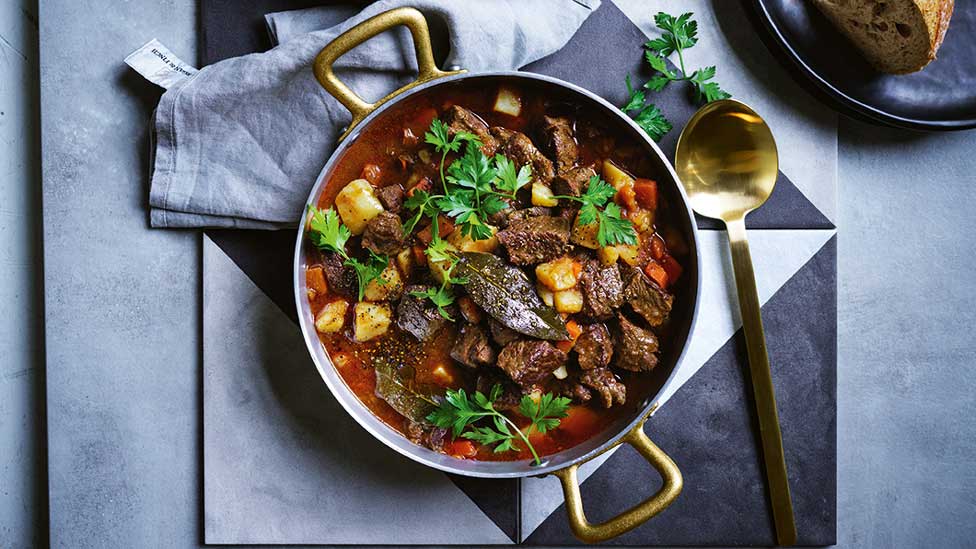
top-left (149, 0), bottom-right (601, 228)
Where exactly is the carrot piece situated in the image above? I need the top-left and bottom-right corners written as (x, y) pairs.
top-left (446, 439), bottom-right (477, 459)
top-left (633, 179), bottom-right (658, 211)
top-left (615, 182), bottom-right (637, 211)
top-left (649, 233), bottom-right (667, 261)
top-left (556, 320), bottom-right (583, 353)
top-left (406, 176), bottom-right (432, 198)
top-left (416, 215), bottom-right (455, 246)
top-left (306, 266), bottom-right (328, 297)
top-left (360, 163), bottom-right (382, 185)
top-left (412, 245), bottom-right (427, 265)
top-left (644, 260), bottom-right (669, 289)
top-left (661, 255), bottom-right (682, 285)
top-left (571, 260), bottom-right (583, 280)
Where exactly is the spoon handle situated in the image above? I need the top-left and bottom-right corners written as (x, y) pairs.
top-left (725, 216), bottom-right (797, 546)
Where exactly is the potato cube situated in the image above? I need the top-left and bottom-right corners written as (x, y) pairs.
top-left (630, 209), bottom-right (654, 233)
top-left (616, 241), bottom-right (640, 266)
top-left (335, 178), bottom-right (384, 235)
top-left (598, 246), bottom-right (619, 266)
top-left (535, 257), bottom-right (578, 291)
top-left (531, 182), bottom-right (558, 207)
top-left (552, 365), bottom-right (569, 380)
top-left (536, 282), bottom-right (554, 307)
top-left (427, 241), bottom-right (459, 285)
top-left (353, 302), bottom-right (392, 341)
top-left (493, 86), bottom-right (522, 117)
top-left (602, 160), bottom-right (635, 192)
top-left (315, 300), bottom-right (349, 334)
top-left (396, 248), bottom-right (414, 276)
top-left (447, 225), bottom-right (498, 253)
top-left (553, 288), bottom-right (583, 314)
top-left (363, 262), bottom-right (404, 302)
top-left (571, 213), bottom-right (599, 249)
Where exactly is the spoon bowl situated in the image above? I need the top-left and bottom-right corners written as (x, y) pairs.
top-left (675, 100), bottom-right (778, 222)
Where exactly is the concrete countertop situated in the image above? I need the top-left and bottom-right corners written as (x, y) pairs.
top-left (1, 0), bottom-right (973, 547)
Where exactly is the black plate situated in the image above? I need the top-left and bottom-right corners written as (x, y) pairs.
top-left (749, 0), bottom-right (976, 131)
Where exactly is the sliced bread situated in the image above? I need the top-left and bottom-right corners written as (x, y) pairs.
top-left (811, 0), bottom-right (954, 74)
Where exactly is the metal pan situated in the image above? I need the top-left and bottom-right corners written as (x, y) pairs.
top-left (292, 7), bottom-right (702, 542)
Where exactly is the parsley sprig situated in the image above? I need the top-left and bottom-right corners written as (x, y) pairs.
top-left (424, 119), bottom-right (480, 195)
top-left (553, 176), bottom-right (638, 247)
top-left (307, 206), bottom-right (388, 300)
top-left (622, 11), bottom-right (730, 142)
top-left (408, 224), bottom-right (468, 320)
top-left (426, 384), bottom-right (571, 465)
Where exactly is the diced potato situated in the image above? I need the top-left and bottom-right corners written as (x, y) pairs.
top-left (427, 241), bottom-right (459, 285)
top-left (536, 282), bottom-right (554, 307)
top-left (554, 288), bottom-right (583, 314)
top-left (335, 178), bottom-right (384, 235)
top-left (630, 209), bottom-right (654, 233)
top-left (571, 213), bottom-right (600, 249)
top-left (531, 182), bottom-right (558, 207)
top-left (447, 225), bottom-right (498, 253)
top-left (616, 241), bottom-right (640, 267)
top-left (396, 248), bottom-right (414, 277)
top-left (598, 246), bottom-right (619, 266)
top-left (493, 86), bottom-right (522, 117)
top-left (536, 257), bottom-right (578, 291)
top-left (315, 300), bottom-right (348, 334)
top-left (602, 160), bottom-right (635, 192)
top-left (552, 365), bottom-right (569, 380)
top-left (363, 262), bottom-right (404, 302)
top-left (353, 302), bottom-right (392, 341)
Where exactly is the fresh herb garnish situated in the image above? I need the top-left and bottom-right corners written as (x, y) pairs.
top-left (409, 222), bottom-right (468, 320)
top-left (493, 154), bottom-right (533, 200)
top-left (424, 119), bottom-right (481, 194)
top-left (426, 384), bottom-right (571, 465)
top-left (409, 285), bottom-right (457, 321)
top-left (306, 206), bottom-right (389, 300)
top-left (402, 189), bottom-right (436, 235)
top-left (554, 176), bottom-right (638, 247)
top-left (622, 11), bottom-right (730, 142)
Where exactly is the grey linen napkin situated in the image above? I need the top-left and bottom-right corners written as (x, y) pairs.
top-left (150, 0), bottom-right (601, 228)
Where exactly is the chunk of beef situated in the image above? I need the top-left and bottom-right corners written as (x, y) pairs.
top-left (496, 216), bottom-right (571, 265)
top-left (396, 285), bottom-right (454, 342)
top-left (621, 265), bottom-right (673, 327)
top-left (361, 211), bottom-right (405, 255)
top-left (476, 371), bottom-right (522, 411)
top-left (320, 251), bottom-right (357, 298)
top-left (451, 323), bottom-right (496, 369)
top-left (580, 368), bottom-right (626, 408)
top-left (542, 115), bottom-right (578, 173)
top-left (556, 376), bottom-right (593, 404)
top-left (376, 184), bottom-right (404, 213)
top-left (614, 313), bottom-right (659, 372)
top-left (489, 205), bottom-right (552, 228)
top-left (490, 126), bottom-right (555, 185)
top-left (579, 260), bottom-right (624, 320)
top-left (443, 105), bottom-right (497, 155)
top-left (575, 323), bottom-right (614, 370)
top-left (497, 340), bottom-right (567, 387)
top-left (405, 419), bottom-right (448, 452)
top-left (489, 317), bottom-right (521, 347)
top-left (552, 166), bottom-right (595, 198)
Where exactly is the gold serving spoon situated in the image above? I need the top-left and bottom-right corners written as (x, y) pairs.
top-left (675, 99), bottom-right (797, 546)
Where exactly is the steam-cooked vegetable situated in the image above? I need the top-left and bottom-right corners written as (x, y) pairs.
top-left (493, 86), bottom-right (522, 117)
top-left (353, 302), bottom-right (393, 341)
top-left (598, 245), bottom-right (620, 266)
top-left (314, 300), bottom-right (348, 334)
top-left (395, 247), bottom-right (414, 275)
top-left (531, 182), bottom-right (558, 207)
top-left (335, 178), bottom-right (385, 235)
top-left (448, 224), bottom-right (499, 253)
top-left (554, 288), bottom-right (584, 314)
top-left (363, 261), bottom-right (404, 302)
top-left (571, 215), bottom-right (600, 249)
top-left (535, 257), bottom-right (580, 291)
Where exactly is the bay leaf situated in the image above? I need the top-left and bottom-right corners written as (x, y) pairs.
top-left (456, 252), bottom-right (569, 341)
top-left (373, 356), bottom-right (439, 423)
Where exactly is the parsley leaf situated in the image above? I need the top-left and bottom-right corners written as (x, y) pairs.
top-left (622, 74), bottom-right (647, 112)
top-left (409, 285), bottom-right (457, 320)
top-left (345, 250), bottom-right (389, 301)
top-left (690, 66), bottom-right (731, 103)
top-left (596, 202), bottom-right (637, 247)
top-left (306, 206), bottom-right (388, 300)
top-left (447, 142), bottom-right (496, 193)
top-left (633, 103), bottom-right (673, 142)
top-left (493, 154), bottom-right (532, 199)
top-left (554, 176), bottom-right (638, 247)
top-left (641, 12), bottom-right (729, 108)
top-left (402, 189), bottom-right (436, 235)
top-left (426, 385), bottom-right (570, 465)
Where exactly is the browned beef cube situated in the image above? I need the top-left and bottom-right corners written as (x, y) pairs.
top-left (475, 372), bottom-right (523, 411)
top-left (405, 419), bottom-right (448, 452)
top-left (496, 216), bottom-right (571, 265)
top-left (552, 166), bottom-right (595, 198)
top-left (579, 260), bottom-right (624, 320)
top-left (451, 323), bottom-right (496, 369)
top-left (320, 251), bottom-right (357, 298)
top-left (542, 115), bottom-right (578, 173)
top-left (621, 265), bottom-right (673, 327)
top-left (443, 105), bottom-right (497, 156)
top-left (361, 211), bottom-right (405, 255)
top-left (490, 205), bottom-right (552, 229)
top-left (490, 126), bottom-right (555, 185)
top-left (580, 368), bottom-right (626, 408)
top-left (376, 184), bottom-right (404, 213)
top-left (489, 317), bottom-right (521, 347)
top-left (396, 285), bottom-right (454, 342)
top-left (497, 340), bottom-right (567, 387)
top-left (614, 313), bottom-right (659, 372)
top-left (575, 323), bottom-right (613, 370)
top-left (556, 378), bottom-right (593, 404)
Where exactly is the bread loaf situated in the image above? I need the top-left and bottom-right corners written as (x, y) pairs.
top-left (811, 0), bottom-right (954, 74)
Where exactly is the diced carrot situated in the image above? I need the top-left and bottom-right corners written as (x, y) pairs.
top-left (556, 320), bottom-right (583, 353)
top-left (649, 233), bottom-right (667, 261)
top-left (615, 182), bottom-right (637, 211)
top-left (360, 163), bottom-right (382, 185)
top-left (644, 260), bottom-right (669, 289)
top-left (406, 176), bottom-right (432, 198)
top-left (446, 439), bottom-right (477, 459)
top-left (571, 260), bottom-right (583, 280)
top-left (633, 178), bottom-right (658, 211)
top-left (556, 406), bottom-right (601, 439)
top-left (416, 215), bottom-right (455, 246)
top-left (661, 255), bottom-right (683, 285)
top-left (306, 266), bottom-right (328, 297)
top-left (412, 245), bottom-right (427, 265)
top-left (457, 295), bottom-right (483, 324)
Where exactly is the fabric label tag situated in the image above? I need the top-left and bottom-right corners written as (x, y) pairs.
top-left (124, 39), bottom-right (198, 89)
